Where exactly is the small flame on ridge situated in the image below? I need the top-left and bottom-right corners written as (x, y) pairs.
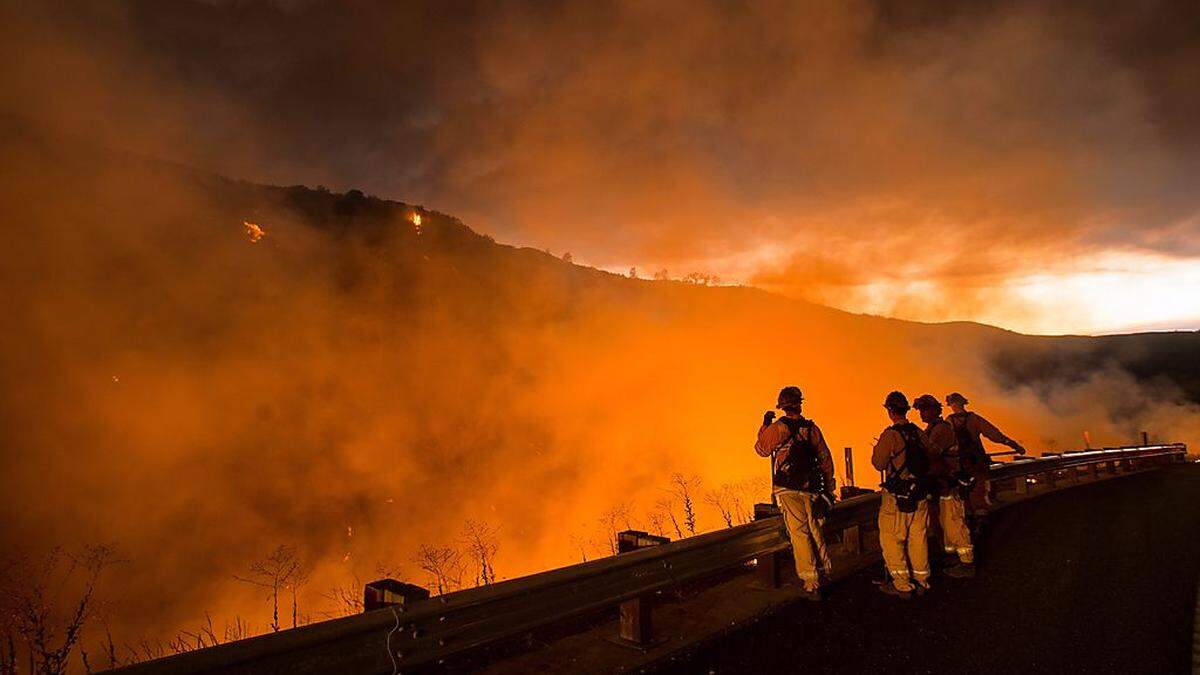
top-left (243, 221), bottom-right (265, 243)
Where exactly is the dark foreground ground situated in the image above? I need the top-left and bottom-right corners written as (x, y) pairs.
top-left (659, 464), bottom-right (1200, 675)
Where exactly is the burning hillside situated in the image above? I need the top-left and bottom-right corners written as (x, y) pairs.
top-left (1, 127), bottom-right (1198, 666)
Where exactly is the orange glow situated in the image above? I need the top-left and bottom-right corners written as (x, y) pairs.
top-left (243, 220), bottom-right (265, 243)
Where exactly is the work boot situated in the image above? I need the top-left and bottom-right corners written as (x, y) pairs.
top-left (798, 586), bottom-right (823, 602)
top-left (879, 581), bottom-right (912, 600)
top-left (913, 581), bottom-right (930, 595)
top-left (944, 563), bottom-right (976, 579)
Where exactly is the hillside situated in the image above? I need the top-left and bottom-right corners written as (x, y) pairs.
top-left (2, 126), bottom-right (1197, 645)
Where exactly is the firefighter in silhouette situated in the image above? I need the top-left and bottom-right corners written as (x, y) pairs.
top-left (755, 386), bottom-right (836, 600)
top-left (872, 391), bottom-right (932, 598)
top-left (913, 394), bottom-right (975, 578)
top-left (945, 392), bottom-right (1026, 518)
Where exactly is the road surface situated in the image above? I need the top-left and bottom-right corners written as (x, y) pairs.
top-left (658, 464), bottom-right (1200, 674)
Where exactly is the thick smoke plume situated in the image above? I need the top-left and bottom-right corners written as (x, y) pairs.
top-left (3, 0), bottom-right (1198, 331)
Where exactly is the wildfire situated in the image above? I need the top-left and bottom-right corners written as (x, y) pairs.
top-left (243, 221), bottom-right (265, 243)
top-left (409, 211), bottom-right (422, 234)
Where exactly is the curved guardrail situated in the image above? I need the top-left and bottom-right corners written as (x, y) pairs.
top-left (107, 443), bottom-right (1187, 674)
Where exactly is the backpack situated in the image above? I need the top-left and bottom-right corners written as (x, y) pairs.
top-left (949, 412), bottom-right (987, 468)
top-left (883, 421), bottom-right (931, 511)
top-left (891, 421), bottom-right (929, 479)
top-left (772, 417), bottom-right (823, 492)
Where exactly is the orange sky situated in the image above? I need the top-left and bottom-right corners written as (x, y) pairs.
top-left (3, 0), bottom-right (1198, 336)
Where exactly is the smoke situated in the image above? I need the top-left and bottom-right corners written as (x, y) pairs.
top-left (4, 0), bottom-right (1199, 333)
top-left (0, 0), bottom-right (1198, 658)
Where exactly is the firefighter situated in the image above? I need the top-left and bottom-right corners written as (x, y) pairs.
top-left (945, 392), bottom-right (1026, 518)
top-left (913, 394), bottom-right (975, 578)
top-left (872, 391), bottom-right (932, 599)
top-left (755, 386), bottom-right (836, 600)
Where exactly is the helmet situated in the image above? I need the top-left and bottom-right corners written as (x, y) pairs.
top-left (945, 392), bottom-right (969, 406)
top-left (912, 394), bottom-right (941, 411)
top-left (883, 390), bottom-right (910, 412)
top-left (777, 386), bottom-right (804, 410)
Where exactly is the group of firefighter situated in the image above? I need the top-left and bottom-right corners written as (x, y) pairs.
top-left (754, 386), bottom-right (1026, 600)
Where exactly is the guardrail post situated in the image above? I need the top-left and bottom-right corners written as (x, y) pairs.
top-left (842, 524), bottom-right (862, 557)
top-left (753, 504), bottom-right (784, 589)
top-left (615, 530), bottom-right (669, 646)
top-left (1141, 431), bottom-right (1149, 446)
top-left (363, 578), bottom-right (430, 613)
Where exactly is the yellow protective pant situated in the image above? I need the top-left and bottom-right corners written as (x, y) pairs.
top-left (939, 495), bottom-right (974, 563)
top-left (878, 492), bottom-right (930, 592)
top-left (775, 489), bottom-right (830, 590)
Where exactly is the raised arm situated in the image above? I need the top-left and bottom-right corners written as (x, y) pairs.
top-left (755, 420), bottom-right (789, 458)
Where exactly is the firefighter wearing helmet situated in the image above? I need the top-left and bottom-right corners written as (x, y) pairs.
top-left (913, 394), bottom-right (975, 578)
top-left (871, 391), bottom-right (933, 599)
top-left (754, 386), bottom-right (836, 600)
top-left (945, 392), bottom-right (1027, 519)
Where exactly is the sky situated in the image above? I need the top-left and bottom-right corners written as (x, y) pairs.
top-left (3, 0), bottom-right (1199, 334)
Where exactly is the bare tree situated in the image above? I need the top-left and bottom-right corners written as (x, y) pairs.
top-left (411, 545), bottom-right (464, 596)
top-left (704, 485), bottom-right (737, 528)
top-left (733, 477), bottom-right (770, 523)
top-left (459, 520), bottom-right (500, 586)
top-left (652, 269), bottom-right (670, 280)
top-left (288, 564), bottom-right (311, 629)
top-left (653, 497), bottom-right (685, 539)
top-left (628, 267), bottom-right (638, 279)
top-left (1, 545), bottom-right (124, 675)
top-left (567, 532), bottom-right (593, 563)
top-left (596, 503), bottom-right (635, 555)
top-left (644, 510), bottom-right (668, 538)
top-left (234, 545), bottom-right (302, 633)
top-left (320, 577), bottom-right (363, 619)
top-left (669, 473), bottom-right (702, 536)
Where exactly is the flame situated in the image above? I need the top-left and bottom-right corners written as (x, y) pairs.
top-left (408, 211), bottom-right (422, 234)
top-left (243, 221), bottom-right (265, 243)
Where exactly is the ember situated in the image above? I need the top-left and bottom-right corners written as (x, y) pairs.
top-left (243, 221), bottom-right (265, 243)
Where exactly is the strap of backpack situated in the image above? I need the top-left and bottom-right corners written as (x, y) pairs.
top-left (885, 424), bottom-right (909, 479)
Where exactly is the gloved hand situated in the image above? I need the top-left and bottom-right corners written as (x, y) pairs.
top-left (762, 410), bottom-right (776, 427)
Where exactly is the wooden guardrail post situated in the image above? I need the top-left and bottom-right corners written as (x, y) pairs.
top-left (842, 524), bottom-right (862, 557)
top-left (1015, 475), bottom-right (1029, 494)
top-left (615, 530), bottom-right (669, 646)
top-left (753, 503), bottom-right (784, 589)
top-left (363, 578), bottom-right (430, 612)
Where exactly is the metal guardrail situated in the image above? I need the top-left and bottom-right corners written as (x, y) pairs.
top-left (108, 443), bottom-right (1187, 674)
